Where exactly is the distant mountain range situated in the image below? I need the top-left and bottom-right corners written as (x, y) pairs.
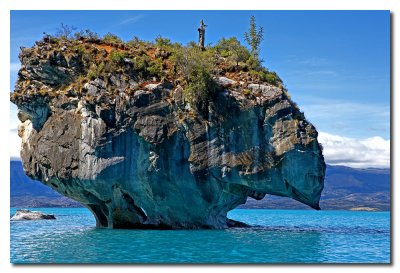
top-left (10, 160), bottom-right (82, 208)
top-left (239, 165), bottom-right (390, 211)
top-left (10, 160), bottom-right (390, 211)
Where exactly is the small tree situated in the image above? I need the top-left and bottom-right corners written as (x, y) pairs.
top-left (172, 47), bottom-right (212, 82)
top-left (172, 47), bottom-right (217, 115)
top-left (84, 29), bottom-right (100, 41)
top-left (110, 50), bottom-right (126, 65)
top-left (74, 29), bottom-right (100, 41)
top-left (155, 35), bottom-right (171, 47)
top-left (103, 32), bottom-right (123, 44)
top-left (244, 16), bottom-right (264, 57)
top-left (216, 37), bottom-right (250, 66)
top-left (55, 23), bottom-right (77, 39)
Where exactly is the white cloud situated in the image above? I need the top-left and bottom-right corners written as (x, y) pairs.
top-left (10, 103), bottom-right (21, 160)
top-left (9, 128), bottom-right (21, 160)
top-left (306, 70), bottom-right (337, 76)
top-left (297, 98), bottom-right (390, 140)
top-left (301, 99), bottom-right (390, 120)
top-left (318, 132), bottom-right (390, 169)
top-left (10, 103), bottom-right (20, 130)
top-left (118, 15), bottom-right (145, 26)
top-left (285, 56), bottom-right (329, 67)
top-left (10, 61), bottom-right (21, 73)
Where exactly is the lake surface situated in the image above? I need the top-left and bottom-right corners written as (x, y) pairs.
top-left (10, 208), bottom-right (390, 263)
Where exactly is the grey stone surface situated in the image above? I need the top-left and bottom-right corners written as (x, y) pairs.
top-left (214, 76), bottom-right (237, 87)
top-left (248, 83), bottom-right (281, 97)
top-left (11, 209), bottom-right (56, 221)
top-left (10, 40), bottom-right (326, 229)
top-left (84, 79), bottom-right (107, 96)
top-left (144, 83), bottom-right (161, 91)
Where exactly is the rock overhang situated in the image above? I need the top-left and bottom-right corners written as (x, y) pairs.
top-left (11, 37), bottom-right (326, 229)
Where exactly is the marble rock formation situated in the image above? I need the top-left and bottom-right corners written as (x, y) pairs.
top-left (11, 209), bottom-right (56, 221)
top-left (11, 38), bottom-right (325, 229)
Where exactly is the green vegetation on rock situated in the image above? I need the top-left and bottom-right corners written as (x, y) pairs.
top-left (216, 37), bottom-right (250, 66)
top-left (13, 18), bottom-right (283, 117)
top-left (244, 15), bottom-right (264, 57)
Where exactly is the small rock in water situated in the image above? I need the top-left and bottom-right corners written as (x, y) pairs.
top-left (10, 209), bottom-right (56, 221)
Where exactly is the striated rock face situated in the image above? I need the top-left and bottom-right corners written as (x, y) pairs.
top-left (11, 38), bottom-right (325, 229)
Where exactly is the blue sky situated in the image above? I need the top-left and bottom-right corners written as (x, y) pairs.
top-left (9, 11), bottom-right (390, 167)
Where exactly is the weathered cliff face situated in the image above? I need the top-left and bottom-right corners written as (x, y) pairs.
top-left (11, 38), bottom-right (325, 229)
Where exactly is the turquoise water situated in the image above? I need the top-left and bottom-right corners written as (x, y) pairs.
top-left (10, 208), bottom-right (390, 263)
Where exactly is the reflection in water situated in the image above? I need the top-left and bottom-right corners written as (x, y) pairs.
top-left (10, 208), bottom-right (390, 263)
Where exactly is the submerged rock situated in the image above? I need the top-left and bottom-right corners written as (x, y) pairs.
top-left (11, 38), bottom-right (325, 229)
top-left (11, 209), bottom-right (56, 221)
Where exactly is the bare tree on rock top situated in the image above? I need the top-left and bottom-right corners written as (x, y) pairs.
top-left (198, 19), bottom-right (207, 50)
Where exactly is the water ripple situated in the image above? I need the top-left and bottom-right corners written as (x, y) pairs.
top-left (10, 208), bottom-right (390, 263)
